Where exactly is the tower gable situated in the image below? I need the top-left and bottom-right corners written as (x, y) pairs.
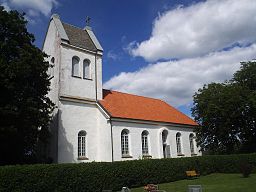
top-left (44, 14), bottom-right (103, 102)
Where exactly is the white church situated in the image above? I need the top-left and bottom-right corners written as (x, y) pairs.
top-left (43, 14), bottom-right (201, 163)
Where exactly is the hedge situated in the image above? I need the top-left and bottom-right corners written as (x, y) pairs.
top-left (0, 153), bottom-right (256, 192)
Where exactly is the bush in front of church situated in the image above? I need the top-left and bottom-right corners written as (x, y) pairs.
top-left (0, 153), bottom-right (255, 192)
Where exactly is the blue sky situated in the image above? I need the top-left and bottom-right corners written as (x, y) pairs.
top-left (1, 0), bottom-right (256, 116)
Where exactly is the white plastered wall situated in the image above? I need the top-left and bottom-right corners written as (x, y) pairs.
top-left (95, 54), bottom-right (103, 100)
top-left (57, 100), bottom-right (112, 163)
top-left (43, 19), bottom-right (61, 105)
top-left (43, 19), bottom-right (62, 162)
top-left (59, 46), bottom-right (103, 100)
top-left (111, 120), bottom-right (201, 161)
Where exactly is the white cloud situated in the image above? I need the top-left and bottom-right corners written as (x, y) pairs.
top-left (1, 0), bottom-right (58, 18)
top-left (131, 0), bottom-right (256, 61)
top-left (1, 2), bottom-right (10, 11)
top-left (107, 50), bottom-right (119, 60)
top-left (104, 44), bottom-right (256, 107)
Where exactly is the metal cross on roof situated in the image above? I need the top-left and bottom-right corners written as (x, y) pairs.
top-left (86, 16), bottom-right (91, 26)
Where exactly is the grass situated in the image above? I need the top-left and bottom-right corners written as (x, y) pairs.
top-left (131, 173), bottom-right (256, 192)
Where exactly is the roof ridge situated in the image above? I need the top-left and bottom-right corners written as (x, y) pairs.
top-left (62, 21), bottom-right (83, 30)
top-left (103, 89), bottom-right (167, 102)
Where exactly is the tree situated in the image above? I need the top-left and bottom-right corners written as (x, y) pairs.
top-left (0, 7), bottom-right (54, 165)
top-left (192, 61), bottom-right (256, 154)
top-left (232, 61), bottom-right (256, 153)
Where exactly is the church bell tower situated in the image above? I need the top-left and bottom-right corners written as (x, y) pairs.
top-left (43, 14), bottom-right (104, 104)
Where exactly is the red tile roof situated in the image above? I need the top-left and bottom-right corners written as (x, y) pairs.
top-left (99, 89), bottom-right (198, 126)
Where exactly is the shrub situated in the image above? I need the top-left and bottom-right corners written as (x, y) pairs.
top-left (0, 153), bottom-right (255, 192)
top-left (240, 161), bottom-right (253, 178)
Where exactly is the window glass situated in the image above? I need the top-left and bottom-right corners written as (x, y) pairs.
top-left (189, 134), bottom-right (195, 154)
top-left (78, 131), bottom-right (86, 157)
top-left (83, 59), bottom-right (90, 79)
top-left (176, 132), bottom-right (182, 154)
top-left (121, 130), bottom-right (129, 156)
top-left (72, 56), bottom-right (80, 77)
top-left (142, 131), bottom-right (149, 155)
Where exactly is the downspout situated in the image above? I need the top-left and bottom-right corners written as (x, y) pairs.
top-left (95, 53), bottom-right (98, 101)
top-left (110, 118), bottom-right (114, 162)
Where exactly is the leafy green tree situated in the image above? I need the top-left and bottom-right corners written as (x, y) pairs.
top-left (192, 61), bottom-right (256, 154)
top-left (0, 7), bottom-right (54, 165)
top-left (233, 61), bottom-right (256, 91)
top-left (232, 61), bottom-right (256, 153)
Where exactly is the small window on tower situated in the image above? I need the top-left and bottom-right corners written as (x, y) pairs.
top-left (83, 59), bottom-right (91, 79)
top-left (72, 56), bottom-right (80, 77)
top-left (49, 57), bottom-right (55, 78)
top-left (51, 57), bottom-right (55, 64)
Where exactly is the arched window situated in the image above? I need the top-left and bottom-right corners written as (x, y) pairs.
top-left (72, 56), bottom-right (80, 77)
top-left (176, 132), bottom-right (182, 155)
top-left (121, 129), bottom-right (129, 156)
top-left (83, 59), bottom-right (91, 79)
top-left (162, 130), bottom-right (170, 158)
top-left (189, 133), bottom-right (195, 154)
top-left (141, 131), bottom-right (149, 155)
top-left (78, 130), bottom-right (86, 158)
top-left (162, 130), bottom-right (168, 145)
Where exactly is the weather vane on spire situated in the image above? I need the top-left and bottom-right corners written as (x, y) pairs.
top-left (86, 16), bottom-right (91, 26)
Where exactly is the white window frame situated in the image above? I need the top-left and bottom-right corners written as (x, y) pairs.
top-left (141, 131), bottom-right (149, 155)
top-left (72, 56), bottom-right (80, 77)
top-left (78, 131), bottom-right (86, 158)
top-left (121, 129), bottom-right (129, 156)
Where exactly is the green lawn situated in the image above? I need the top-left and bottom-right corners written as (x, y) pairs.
top-left (131, 173), bottom-right (256, 192)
